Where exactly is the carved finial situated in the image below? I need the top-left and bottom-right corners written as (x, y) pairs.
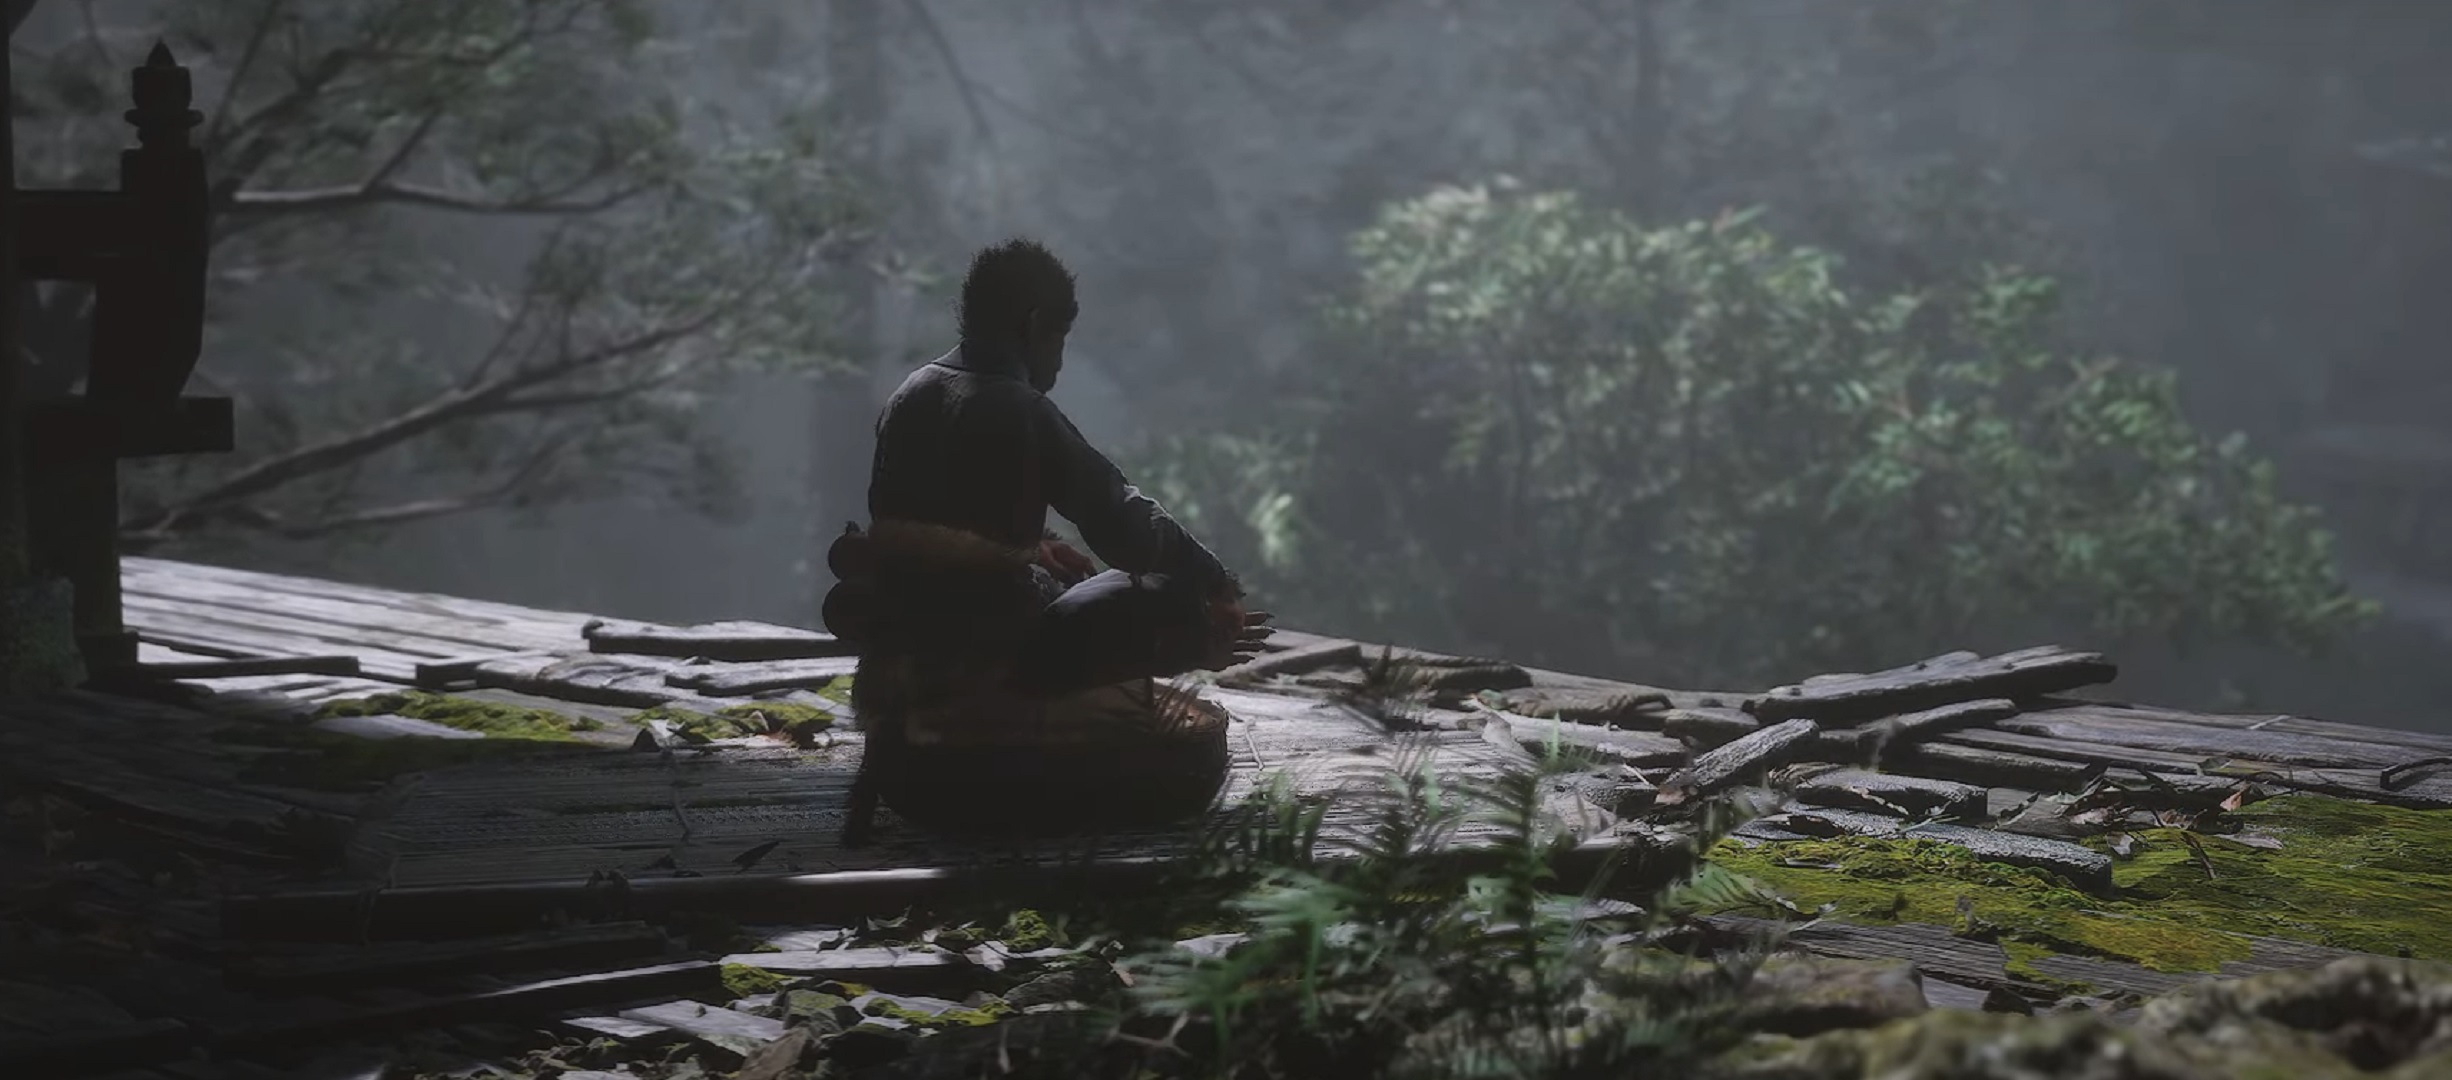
top-left (126, 40), bottom-right (203, 148)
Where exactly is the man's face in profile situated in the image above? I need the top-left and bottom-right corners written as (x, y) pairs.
top-left (1024, 308), bottom-right (1071, 393)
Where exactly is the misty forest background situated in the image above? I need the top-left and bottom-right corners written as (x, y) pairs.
top-left (15, 1), bottom-right (2452, 728)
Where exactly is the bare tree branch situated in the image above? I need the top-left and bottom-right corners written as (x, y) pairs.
top-left (201, 0), bottom-right (291, 151)
top-left (73, 0), bottom-right (112, 69)
top-left (128, 305), bottom-right (733, 533)
top-left (122, 428), bottom-right (577, 549)
top-left (224, 175), bottom-right (644, 217)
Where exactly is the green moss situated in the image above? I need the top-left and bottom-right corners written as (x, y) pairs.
top-left (817, 676), bottom-right (854, 707)
top-left (316, 692), bottom-right (600, 740)
top-left (211, 724), bottom-right (595, 790)
top-left (629, 702), bottom-right (836, 745)
top-left (2108, 794), bottom-right (2452, 961)
top-left (721, 963), bottom-right (793, 999)
top-left (1706, 793), bottom-right (2452, 978)
top-left (864, 997), bottom-right (1012, 1029)
top-left (999, 909), bottom-right (1060, 952)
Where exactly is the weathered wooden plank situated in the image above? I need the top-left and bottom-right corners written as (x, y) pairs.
top-left (1791, 769), bottom-right (1988, 822)
top-left (121, 589), bottom-right (530, 660)
top-left (1892, 740), bottom-right (2101, 792)
top-left (118, 655), bottom-right (364, 680)
top-left (560, 1015), bottom-right (684, 1044)
top-left (1861, 698), bottom-right (2022, 756)
top-left (121, 600), bottom-right (442, 681)
top-left (1661, 706), bottom-right (1761, 750)
top-left (1937, 728), bottom-right (2207, 773)
top-left (413, 651), bottom-right (562, 688)
top-left (124, 558), bottom-right (595, 640)
top-left (664, 657), bottom-right (859, 696)
top-left (122, 575), bottom-right (580, 657)
top-left (222, 922), bottom-right (671, 992)
top-left (1938, 727), bottom-right (2452, 810)
top-left (715, 947), bottom-right (996, 996)
top-left (1748, 646), bottom-right (2116, 725)
top-left (1663, 718), bottom-right (1819, 798)
top-left (2061, 701), bottom-right (2452, 758)
top-left (1490, 685), bottom-right (1673, 729)
top-left (584, 619), bottom-right (851, 662)
top-left (1994, 706), bottom-right (2411, 770)
top-left (469, 654), bottom-right (696, 709)
top-left (1485, 710), bottom-right (1686, 768)
top-left (616, 1000), bottom-right (787, 1055)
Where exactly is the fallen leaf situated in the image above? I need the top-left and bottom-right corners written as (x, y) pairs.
top-left (2106, 832), bottom-right (2135, 858)
top-left (733, 840), bottom-right (783, 873)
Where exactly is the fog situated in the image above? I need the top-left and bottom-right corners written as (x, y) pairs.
top-left (28, 1), bottom-right (2452, 728)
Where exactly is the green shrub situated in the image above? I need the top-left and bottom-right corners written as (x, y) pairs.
top-left (1140, 182), bottom-right (2370, 685)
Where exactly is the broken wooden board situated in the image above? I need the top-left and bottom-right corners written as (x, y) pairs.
top-left (467, 653), bottom-right (720, 710)
top-left (1483, 710), bottom-right (1686, 768)
top-left (718, 947), bottom-right (987, 996)
top-left (584, 619), bottom-right (853, 662)
top-left (1661, 706), bottom-right (1762, 750)
top-left (1747, 646), bottom-right (2115, 725)
top-left (1663, 718), bottom-right (1820, 799)
top-left (1790, 769), bottom-right (1988, 822)
top-left (663, 657), bottom-right (860, 696)
top-left (616, 1000), bottom-right (787, 1056)
top-left (111, 655), bottom-right (365, 681)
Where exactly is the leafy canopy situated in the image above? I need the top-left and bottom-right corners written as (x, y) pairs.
top-left (1139, 182), bottom-right (2371, 686)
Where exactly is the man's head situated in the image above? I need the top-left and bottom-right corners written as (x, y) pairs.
top-left (958, 237), bottom-right (1078, 392)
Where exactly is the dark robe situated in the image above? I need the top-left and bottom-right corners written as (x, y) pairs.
top-left (863, 341), bottom-right (1236, 694)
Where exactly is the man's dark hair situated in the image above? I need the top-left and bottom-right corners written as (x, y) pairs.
top-left (957, 237), bottom-right (1078, 342)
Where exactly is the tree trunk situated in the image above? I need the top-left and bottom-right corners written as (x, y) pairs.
top-left (806, 0), bottom-right (890, 625)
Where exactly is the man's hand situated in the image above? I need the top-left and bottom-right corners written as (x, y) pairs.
top-left (1037, 536), bottom-right (1097, 586)
top-left (1200, 595), bottom-right (1275, 671)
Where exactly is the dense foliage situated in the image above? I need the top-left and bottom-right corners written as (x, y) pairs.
top-left (1122, 752), bottom-right (1784, 1079)
top-left (1139, 183), bottom-right (2372, 686)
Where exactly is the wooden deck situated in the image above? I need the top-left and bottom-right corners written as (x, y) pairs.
top-left (6, 556), bottom-right (2452, 1075)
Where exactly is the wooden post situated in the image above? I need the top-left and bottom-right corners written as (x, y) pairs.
top-left (17, 41), bottom-right (224, 680)
top-left (0, 0), bottom-right (87, 695)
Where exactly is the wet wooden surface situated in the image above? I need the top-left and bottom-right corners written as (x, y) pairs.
top-left (3, 557), bottom-right (2446, 1073)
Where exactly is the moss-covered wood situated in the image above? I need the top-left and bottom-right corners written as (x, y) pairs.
top-left (1708, 794), bottom-right (2452, 977)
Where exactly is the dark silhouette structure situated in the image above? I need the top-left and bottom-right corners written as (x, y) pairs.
top-left (6, 41), bottom-right (220, 680)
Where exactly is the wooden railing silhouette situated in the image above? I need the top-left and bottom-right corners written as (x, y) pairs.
top-left (18, 42), bottom-right (221, 673)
